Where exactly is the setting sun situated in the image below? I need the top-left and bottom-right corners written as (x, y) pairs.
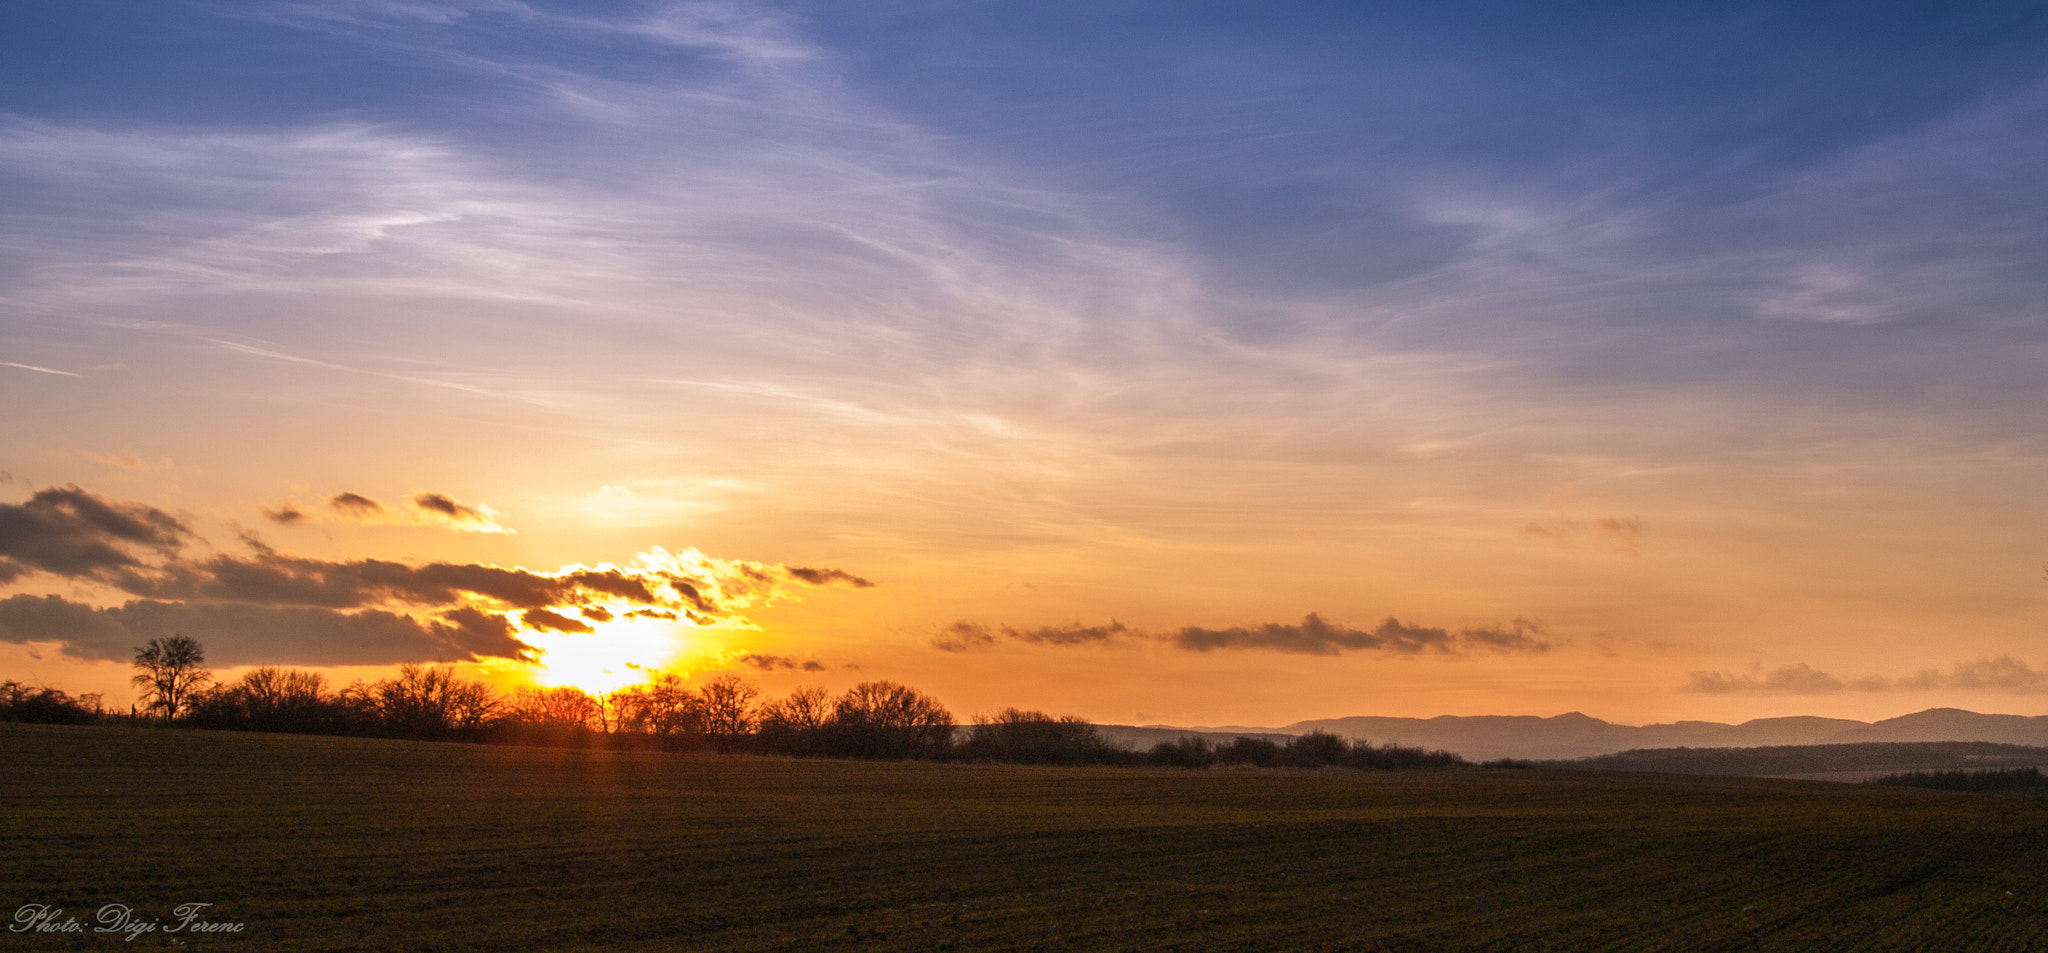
top-left (518, 615), bottom-right (693, 696)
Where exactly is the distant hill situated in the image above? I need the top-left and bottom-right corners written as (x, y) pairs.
top-left (1114, 708), bottom-right (2048, 761)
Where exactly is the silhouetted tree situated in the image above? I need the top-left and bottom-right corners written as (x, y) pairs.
top-left (357, 663), bottom-right (500, 740)
top-left (756, 686), bottom-right (832, 756)
top-left (0, 681), bottom-right (101, 725)
top-left (827, 681), bottom-right (954, 759)
top-left (1215, 736), bottom-right (1284, 767)
top-left (1284, 730), bottom-right (1351, 768)
top-left (959, 708), bottom-right (1125, 765)
top-left (131, 635), bottom-right (210, 723)
top-left (1340, 738), bottom-right (1465, 770)
top-left (1147, 736), bottom-right (1216, 769)
top-left (506, 685), bottom-right (603, 731)
top-left (698, 674), bottom-right (760, 743)
top-left (612, 673), bottom-right (706, 742)
top-left (237, 667), bottom-right (339, 732)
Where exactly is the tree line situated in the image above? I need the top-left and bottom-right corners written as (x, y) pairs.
top-left (2, 635), bottom-right (1467, 770)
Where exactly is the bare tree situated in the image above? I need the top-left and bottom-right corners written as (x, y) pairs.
top-left (235, 667), bottom-right (334, 731)
top-left (960, 708), bottom-right (1118, 764)
top-left (698, 674), bottom-right (760, 739)
top-left (611, 673), bottom-right (703, 739)
top-left (506, 685), bottom-right (603, 730)
top-left (368, 663), bottom-right (500, 738)
top-left (829, 681), bottom-right (954, 759)
top-left (756, 686), bottom-right (832, 755)
top-left (131, 635), bottom-right (211, 723)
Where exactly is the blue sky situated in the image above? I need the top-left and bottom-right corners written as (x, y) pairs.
top-left (2, 1), bottom-right (2045, 722)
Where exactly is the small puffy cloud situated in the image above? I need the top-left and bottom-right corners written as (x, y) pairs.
top-left (1010, 621), bottom-right (1130, 646)
top-left (1457, 618), bottom-right (1551, 652)
top-left (261, 502), bottom-right (310, 526)
top-left (579, 605), bottom-right (614, 622)
top-left (1684, 663), bottom-right (1846, 695)
top-left (786, 566), bottom-right (875, 588)
top-left (735, 653), bottom-right (826, 672)
top-left (1596, 517), bottom-right (1645, 557)
top-left (330, 492), bottom-right (385, 519)
top-left (932, 620), bottom-right (1129, 652)
top-left (1917, 656), bottom-right (2048, 693)
top-left (411, 492), bottom-right (513, 534)
top-left (931, 621), bottom-right (997, 653)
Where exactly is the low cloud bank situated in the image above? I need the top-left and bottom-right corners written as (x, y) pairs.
top-left (933, 613), bottom-right (1554, 657)
top-left (1684, 656), bottom-right (2048, 695)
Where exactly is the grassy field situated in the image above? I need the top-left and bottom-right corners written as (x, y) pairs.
top-left (3, 723), bottom-right (2045, 952)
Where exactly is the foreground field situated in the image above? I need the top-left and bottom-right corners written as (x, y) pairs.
top-left (3, 724), bottom-right (2045, 951)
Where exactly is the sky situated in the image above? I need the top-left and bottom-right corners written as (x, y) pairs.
top-left (2, 0), bottom-right (2045, 727)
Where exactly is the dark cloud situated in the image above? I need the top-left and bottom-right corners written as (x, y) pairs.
top-left (1176, 614), bottom-right (1556, 656)
top-left (0, 593), bottom-right (531, 666)
top-left (734, 653), bottom-right (826, 672)
top-left (411, 492), bottom-right (510, 533)
top-left (0, 593), bottom-right (133, 660)
top-left (1457, 618), bottom-right (1551, 652)
top-left (932, 620), bottom-right (1129, 652)
top-left (1173, 614), bottom-right (1459, 656)
top-left (111, 553), bottom-right (680, 614)
top-left (935, 614), bottom-right (1551, 656)
top-left (931, 622), bottom-right (998, 653)
top-left (0, 485), bottom-right (874, 669)
top-left (1009, 621), bottom-right (1130, 645)
top-left (260, 503), bottom-right (309, 526)
top-left (0, 484), bottom-right (191, 583)
top-left (520, 608), bottom-right (593, 634)
top-left (786, 566), bottom-right (875, 588)
top-left (330, 492), bottom-right (384, 519)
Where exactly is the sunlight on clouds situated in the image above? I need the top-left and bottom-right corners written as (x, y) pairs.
top-left (514, 614), bottom-right (693, 695)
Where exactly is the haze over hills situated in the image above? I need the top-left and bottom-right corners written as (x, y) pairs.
top-left (1105, 709), bottom-right (2048, 762)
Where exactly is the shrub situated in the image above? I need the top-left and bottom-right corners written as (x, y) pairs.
top-left (1148, 736), bottom-right (1216, 769)
top-left (0, 681), bottom-right (100, 725)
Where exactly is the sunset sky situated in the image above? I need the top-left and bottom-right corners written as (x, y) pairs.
top-left (2, 0), bottom-right (2044, 727)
